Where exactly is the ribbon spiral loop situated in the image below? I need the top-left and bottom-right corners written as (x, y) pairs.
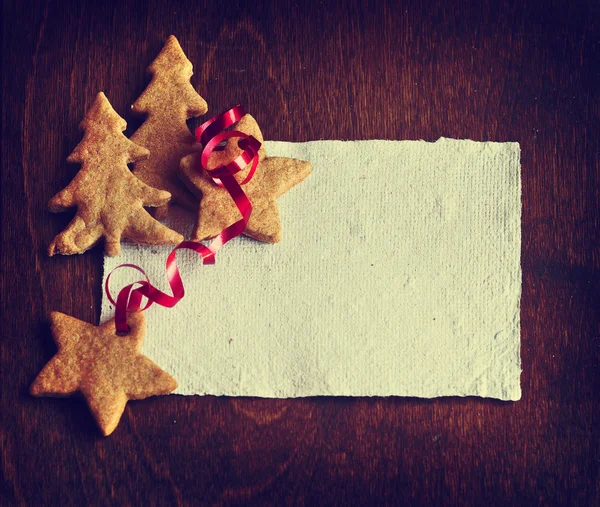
top-left (107, 105), bottom-right (260, 334)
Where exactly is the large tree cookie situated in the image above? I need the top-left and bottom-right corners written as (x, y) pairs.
top-left (49, 92), bottom-right (184, 257)
top-left (131, 35), bottom-right (208, 219)
top-left (178, 114), bottom-right (312, 243)
top-left (30, 311), bottom-right (177, 436)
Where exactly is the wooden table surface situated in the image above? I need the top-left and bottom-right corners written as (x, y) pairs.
top-left (2, 0), bottom-right (598, 504)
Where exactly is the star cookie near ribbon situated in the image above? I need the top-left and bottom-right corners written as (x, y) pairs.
top-left (30, 311), bottom-right (176, 436)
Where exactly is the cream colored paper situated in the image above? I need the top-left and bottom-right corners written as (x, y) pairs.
top-left (101, 139), bottom-right (521, 400)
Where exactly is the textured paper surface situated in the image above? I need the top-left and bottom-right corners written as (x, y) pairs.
top-left (101, 139), bottom-right (522, 400)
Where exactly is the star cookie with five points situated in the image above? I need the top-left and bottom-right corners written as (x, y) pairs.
top-left (178, 114), bottom-right (312, 243)
top-left (30, 311), bottom-right (177, 436)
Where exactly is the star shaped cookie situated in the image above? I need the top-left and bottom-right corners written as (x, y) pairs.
top-left (178, 114), bottom-right (312, 243)
top-left (30, 311), bottom-right (177, 436)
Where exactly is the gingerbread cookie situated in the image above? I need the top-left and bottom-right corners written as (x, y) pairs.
top-left (48, 92), bottom-right (184, 257)
top-left (131, 35), bottom-right (208, 220)
top-left (178, 114), bottom-right (312, 243)
top-left (30, 311), bottom-right (177, 436)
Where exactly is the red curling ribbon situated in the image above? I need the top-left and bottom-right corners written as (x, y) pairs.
top-left (106, 105), bottom-right (261, 334)
top-left (196, 104), bottom-right (245, 146)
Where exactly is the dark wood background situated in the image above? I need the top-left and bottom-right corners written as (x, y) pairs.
top-left (2, 0), bottom-right (598, 504)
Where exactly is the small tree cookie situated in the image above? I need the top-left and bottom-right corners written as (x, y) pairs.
top-left (48, 92), bottom-right (184, 257)
top-left (178, 114), bottom-right (312, 243)
top-left (131, 35), bottom-right (208, 219)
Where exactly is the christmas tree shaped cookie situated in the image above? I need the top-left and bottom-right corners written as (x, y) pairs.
top-left (131, 35), bottom-right (208, 219)
top-left (179, 115), bottom-right (312, 243)
top-left (48, 92), bottom-right (184, 257)
top-left (30, 311), bottom-right (177, 436)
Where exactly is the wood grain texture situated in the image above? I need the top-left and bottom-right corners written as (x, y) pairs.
top-left (1, 0), bottom-right (598, 504)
